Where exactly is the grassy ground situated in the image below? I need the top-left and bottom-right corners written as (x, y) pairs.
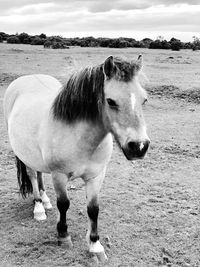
top-left (0, 43), bottom-right (200, 267)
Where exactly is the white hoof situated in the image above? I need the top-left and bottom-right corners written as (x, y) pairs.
top-left (33, 201), bottom-right (46, 221)
top-left (89, 241), bottom-right (108, 262)
top-left (86, 233), bottom-right (108, 262)
top-left (40, 190), bottom-right (52, 210)
top-left (89, 240), bottom-right (105, 253)
top-left (34, 212), bottom-right (47, 221)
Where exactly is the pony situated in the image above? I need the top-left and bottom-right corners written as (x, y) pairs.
top-left (3, 55), bottom-right (150, 262)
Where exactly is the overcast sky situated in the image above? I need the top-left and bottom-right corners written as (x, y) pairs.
top-left (0, 0), bottom-right (200, 41)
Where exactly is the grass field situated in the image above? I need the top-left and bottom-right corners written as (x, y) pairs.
top-left (0, 43), bottom-right (200, 267)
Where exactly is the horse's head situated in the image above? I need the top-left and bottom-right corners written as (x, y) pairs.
top-left (103, 55), bottom-right (150, 160)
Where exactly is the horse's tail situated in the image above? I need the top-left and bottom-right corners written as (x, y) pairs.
top-left (15, 156), bottom-right (33, 198)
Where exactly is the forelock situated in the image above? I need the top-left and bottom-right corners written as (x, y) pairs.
top-left (113, 57), bottom-right (134, 82)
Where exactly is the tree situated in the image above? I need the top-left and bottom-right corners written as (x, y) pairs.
top-left (7, 36), bottom-right (20, 44)
top-left (31, 36), bottom-right (45, 45)
top-left (39, 33), bottom-right (47, 39)
top-left (18, 32), bottom-right (30, 44)
top-left (99, 38), bottom-right (112, 47)
top-left (161, 40), bottom-right (171, 49)
top-left (192, 36), bottom-right (200, 51)
top-left (149, 40), bottom-right (162, 49)
top-left (141, 38), bottom-right (153, 48)
top-left (183, 42), bottom-right (193, 49)
top-left (0, 32), bottom-right (8, 41)
top-left (170, 38), bottom-right (183, 51)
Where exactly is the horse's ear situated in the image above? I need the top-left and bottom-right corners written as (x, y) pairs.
top-left (133, 54), bottom-right (143, 72)
top-left (103, 56), bottom-right (115, 78)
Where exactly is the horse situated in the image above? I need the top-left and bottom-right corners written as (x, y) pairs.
top-left (3, 55), bottom-right (150, 262)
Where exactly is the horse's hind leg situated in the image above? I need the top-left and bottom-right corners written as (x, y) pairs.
top-left (52, 172), bottom-right (73, 248)
top-left (37, 172), bottom-right (52, 210)
top-left (26, 167), bottom-right (46, 221)
top-left (85, 168), bottom-right (108, 262)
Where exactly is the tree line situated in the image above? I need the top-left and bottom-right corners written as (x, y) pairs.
top-left (0, 32), bottom-right (200, 51)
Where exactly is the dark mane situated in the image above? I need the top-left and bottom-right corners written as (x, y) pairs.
top-left (52, 65), bottom-right (105, 123)
top-left (52, 57), bottom-right (136, 123)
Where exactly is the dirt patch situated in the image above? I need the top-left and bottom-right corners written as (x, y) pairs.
top-left (147, 85), bottom-right (200, 104)
top-left (0, 73), bottom-right (21, 87)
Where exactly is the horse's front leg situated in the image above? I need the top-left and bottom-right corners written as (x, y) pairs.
top-left (85, 168), bottom-right (108, 262)
top-left (52, 172), bottom-right (73, 248)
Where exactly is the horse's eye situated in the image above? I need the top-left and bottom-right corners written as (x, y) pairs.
top-left (142, 98), bottom-right (148, 105)
top-left (106, 98), bottom-right (118, 109)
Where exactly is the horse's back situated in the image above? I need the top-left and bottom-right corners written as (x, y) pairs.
top-left (4, 74), bottom-right (61, 121)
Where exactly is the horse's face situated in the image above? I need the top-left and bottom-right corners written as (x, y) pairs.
top-left (103, 56), bottom-right (150, 160)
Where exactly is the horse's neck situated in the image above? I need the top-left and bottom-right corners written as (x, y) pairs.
top-left (46, 115), bottom-right (109, 156)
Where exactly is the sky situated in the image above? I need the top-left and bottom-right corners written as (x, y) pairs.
top-left (0, 0), bottom-right (200, 41)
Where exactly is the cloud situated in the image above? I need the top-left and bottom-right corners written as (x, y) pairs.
top-left (0, 1), bottom-right (199, 41)
top-left (1, 0), bottom-right (200, 14)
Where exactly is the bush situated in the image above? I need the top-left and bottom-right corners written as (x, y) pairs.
top-left (149, 40), bottom-right (162, 49)
top-left (108, 39), bottom-right (130, 48)
top-left (141, 38), bottom-right (153, 48)
top-left (51, 42), bottom-right (69, 49)
top-left (99, 38), bottom-right (112, 47)
top-left (183, 42), bottom-right (193, 49)
top-left (7, 36), bottom-right (20, 44)
top-left (160, 40), bottom-right (171, 49)
top-left (169, 38), bottom-right (183, 51)
top-left (39, 33), bottom-right (46, 39)
top-left (192, 37), bottom-right (200, 51)
top-left (18, 32), bottom-right (30, 44)
top-left (171, 40), bottom-right (183, 51)
top-left (0, 32), bottom-right (8, 41)
top-left (31, 37), bottom-right (45, 45)
top-left (44, 40), bottom-right (52, 48)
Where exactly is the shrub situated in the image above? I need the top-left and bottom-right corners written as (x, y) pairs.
top-left (192, 36), bottom-right (200, 51)
top-left (31, 37), bottom-right (45, 45)
top-left (171, 40), bottom-right (183, 51)
top-left (39, 33), bottom-right (47, 39)
top-left (18, 32), bottom-right (30, 44)
top-left (7, 36), bottom-right (20, 44)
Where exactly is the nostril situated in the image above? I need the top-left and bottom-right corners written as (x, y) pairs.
top-left (127, 141), bottom-right (138, 153)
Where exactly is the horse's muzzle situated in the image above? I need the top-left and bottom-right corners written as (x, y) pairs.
top-left (122, 140), bottom-right (150, 160)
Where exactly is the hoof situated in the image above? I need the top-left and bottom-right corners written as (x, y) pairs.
top-left (58, 235), bottom-right (73, 249)
top-left (43, 201), bottom-right (53, 210)
top-left (34, 211), bottom-right (47, 221)
top-left (33, 201), bottom-right (46, 221)
top-left (89, 240), bottom-right (104, 253)
top-left (89, 241), bottom-right (108, 262)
